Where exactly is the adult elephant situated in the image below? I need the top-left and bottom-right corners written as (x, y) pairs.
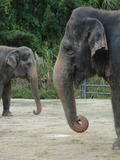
top-left (53, 7), bottom-right (120, 149)
top-left (0, 46), bottom-right (42, 116)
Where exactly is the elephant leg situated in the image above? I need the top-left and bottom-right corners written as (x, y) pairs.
top-left (0, 83), bottom-right (3, 99)
top-left (111, 88), bottom-right (120, 149)
top-left (0, 83), bottom-right (4, 115)
top-left (2, 81), bottom-right (12, 116)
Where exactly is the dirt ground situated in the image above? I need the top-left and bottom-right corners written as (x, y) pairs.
top-left (0, 99), bottom-right (120, 160)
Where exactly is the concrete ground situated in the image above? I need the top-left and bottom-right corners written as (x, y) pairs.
top-left (0, 99), bottom-right (120, 160)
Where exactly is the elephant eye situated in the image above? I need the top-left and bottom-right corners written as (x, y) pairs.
top-left (64, 45), bottom-right (73, 55)
top-left (22, 54), bottom-right (29, 61)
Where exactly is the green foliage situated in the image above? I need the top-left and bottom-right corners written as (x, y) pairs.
top-left (12, 79), bottom-right (33, 99)
top-left (89, 0), bottom-right (99, 7)
top-left (0, 0), bottom-right (15, 30)
top-left (41, 5), bottom-right (61, 42)
top-left (12, 78), bottom-right (58, 99)
top-left (87, 76), bottom-right (110, 99)
top-left (101, 0), bottom-right (120, 10)
top-left (40, 86), bottom-right (58, 99)
top-left (88, 0), bottom-right (120, 9)
top-left (75, 76), bottom-right (110, 99)
top-left (0, 30), bottom-right (37, 48)
top-left (35, 46), bottom-right (56, 89)
top-left (75, 0), bottom-right (91, 6)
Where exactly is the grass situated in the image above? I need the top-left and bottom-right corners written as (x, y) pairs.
top-left (12, 79), bottom-right (33, 99)
top-left (12, 78), bottom-right (58, 99)
top-left (12, 76), bottom-right (110, 99)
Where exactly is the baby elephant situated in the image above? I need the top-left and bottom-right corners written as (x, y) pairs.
top-left (0, 46), bottom-right (42, 116)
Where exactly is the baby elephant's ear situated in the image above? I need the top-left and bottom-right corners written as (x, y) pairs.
top-left (6, 50), bottom-right (19, 68)
top-left (83, 17), bottom-right (108, 57)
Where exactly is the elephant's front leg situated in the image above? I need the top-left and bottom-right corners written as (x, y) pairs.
top-left (2, 81), bottom-right (12, 116)
top-left (111, 88), bottom-right (120, 149)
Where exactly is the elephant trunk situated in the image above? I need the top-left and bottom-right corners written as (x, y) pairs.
top-left (53, 53), bottom-right (89, 133)
top-left (28, 65), bottom-right (42, 115)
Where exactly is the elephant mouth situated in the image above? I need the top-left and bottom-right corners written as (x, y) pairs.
top-left (74, 78), bottom-right (84, 89)
top-left (73, 72), bottom-right (85, 89)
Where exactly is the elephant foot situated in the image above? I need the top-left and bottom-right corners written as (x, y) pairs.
top-left (2, 110), bottom-right (13, 116)
top-left (112, 138), bottom-right (120, 149)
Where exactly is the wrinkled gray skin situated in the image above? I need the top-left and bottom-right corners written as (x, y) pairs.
top-left (53, 7), bottom-right (120, 149)
top-left (0, 46), bottom-right (42, 116)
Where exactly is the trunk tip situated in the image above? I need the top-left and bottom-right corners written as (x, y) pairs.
top-left (33, 109), bottom-right (42, 115)
top-left (70, 115), bottom-right (89, 133)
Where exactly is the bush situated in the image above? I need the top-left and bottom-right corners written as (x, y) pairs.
top-left (0, 30), bottom-right (41, 51)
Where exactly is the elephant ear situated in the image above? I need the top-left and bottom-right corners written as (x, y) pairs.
top-left (6, 50), bottom-right (19, 68)
top-left (83, 17), bottom-right (108, 57)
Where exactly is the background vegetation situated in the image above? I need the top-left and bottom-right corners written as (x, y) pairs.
top-left (0, 0), bottom-right (120, 99)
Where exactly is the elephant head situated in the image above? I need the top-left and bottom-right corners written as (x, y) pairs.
top-left (6, 46), bottom-right (42, 115)
top-left (53, 11), bottom-right (108, 132)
